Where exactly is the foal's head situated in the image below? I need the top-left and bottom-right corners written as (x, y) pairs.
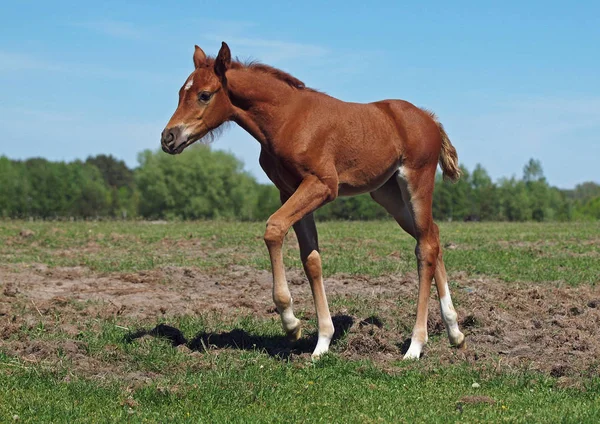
top-left (161, 43), bottom-right (233, 154)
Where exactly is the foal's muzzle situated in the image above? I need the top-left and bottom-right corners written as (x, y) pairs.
top-left (161, 126), bottom-right (184, 154)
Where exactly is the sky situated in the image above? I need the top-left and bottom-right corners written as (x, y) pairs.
top-left (0, 1), bottom-right (598, 188)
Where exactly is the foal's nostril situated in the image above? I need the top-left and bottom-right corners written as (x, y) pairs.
top-left (161, 128), bottom-right (176, 147)
top-left (161, 126), bottom-right (185, 153)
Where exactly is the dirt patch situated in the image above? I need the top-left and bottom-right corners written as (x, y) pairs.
top-left (1, 264), bottom-right (600, 377)
top-left (440, 275), bottom-right (600, 377)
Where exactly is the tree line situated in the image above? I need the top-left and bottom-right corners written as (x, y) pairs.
top-left (0, 146), bottom-right (598, 221)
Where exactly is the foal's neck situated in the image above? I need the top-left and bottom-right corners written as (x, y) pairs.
top-left (228, 68), bottom-right (300, 147)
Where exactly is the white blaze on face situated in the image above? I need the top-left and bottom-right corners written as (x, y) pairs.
top-left (180, 124), bottom-right (193, 140)
top-left (184, 77), bottom-right (194, 91)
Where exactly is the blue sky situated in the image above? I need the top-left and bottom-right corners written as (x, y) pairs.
top-left (1, 1), bottom-right (598, 188)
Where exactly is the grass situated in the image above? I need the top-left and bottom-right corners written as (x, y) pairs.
top-left (0, 220), bottom-right (598, 284)
top-left (1, 220), bottom-right (599, 422)
top-left (3, 355), bottom-right (600, 423)
top-left (2, 313), bottom-right (600, 423)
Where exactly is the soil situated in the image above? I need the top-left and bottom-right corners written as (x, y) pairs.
top-left (1, 263), bottom-right (599, 379)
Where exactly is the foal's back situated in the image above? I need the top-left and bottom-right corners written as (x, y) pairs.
top-left (285, 91), bottom-right (443, 194)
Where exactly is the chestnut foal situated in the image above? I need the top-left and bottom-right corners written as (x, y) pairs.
top-left (161, 43), bottom-right (465, 359)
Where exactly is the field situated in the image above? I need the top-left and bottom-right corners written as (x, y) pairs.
top-left (1, 220), bottom-right (599, 422)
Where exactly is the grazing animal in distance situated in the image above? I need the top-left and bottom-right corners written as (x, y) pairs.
top-left (161, 42), bottom-right (465, 359)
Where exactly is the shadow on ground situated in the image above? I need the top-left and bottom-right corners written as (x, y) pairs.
top-left (125, 315), bottom-right (354, 360)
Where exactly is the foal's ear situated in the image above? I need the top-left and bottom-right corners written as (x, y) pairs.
top-left (193, 45), bottom-right (207, 68)
top-left (214, 42), bottom-right (231, 80)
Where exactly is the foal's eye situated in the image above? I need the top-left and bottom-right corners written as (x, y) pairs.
top-left (198, 91), bottom-right (213, 103)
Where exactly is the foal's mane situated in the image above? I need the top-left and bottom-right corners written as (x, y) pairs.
top-left (204, 56), bottom-right (316, 91)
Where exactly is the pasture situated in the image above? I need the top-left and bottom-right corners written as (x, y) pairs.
top-left (1, 220), bottom-right (599, 422)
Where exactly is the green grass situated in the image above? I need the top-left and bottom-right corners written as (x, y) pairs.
top-left (3, 356), bottom-right (600, 423)
top-left (2, 313), bottom-right (600, 423)
top-left (1, 220), bottom-right (598, 284)
top-left (1, 220), bottom-right (599, 422)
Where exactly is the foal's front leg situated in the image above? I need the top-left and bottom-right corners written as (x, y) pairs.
top-left (264, 177), bottom-right (332, 350)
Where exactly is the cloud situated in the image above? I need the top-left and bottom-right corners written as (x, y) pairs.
top-left (450, 94), bottom-right (600, 187)
top-left (0, 51), bottom-right (63, 72)
top-left (72, 21), bottom-right (146, 40)
top-left (0, 106), bottom-right (162, 168)
top-left (0, 49), bottom-right (168, 82)
top-left (197, 19), bottom-right (258, 36)
top-left (473, 96), bottom-right (600, 149)
top-left (0, 105), bottom-right (266, 182)
top-left (3, 107), bottom-right (78, 123)
top-left (203, 35), bottom-right (329, 63)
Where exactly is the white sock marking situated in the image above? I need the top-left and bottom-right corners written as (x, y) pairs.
top-left (312, 335), bottom-right (332, 359)
top-left (403, 340), bottom-right (423, 360)
top-left (440, 283), bottom-right (464, 345)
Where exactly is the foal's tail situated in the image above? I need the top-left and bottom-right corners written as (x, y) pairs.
top-left (423, 109), bottom-right (461, 183)
top-left (437, 121), bottom-right (461, 182)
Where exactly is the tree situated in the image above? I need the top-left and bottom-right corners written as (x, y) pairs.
top-left (67, 162), bottom-right (111, 217)
top-left (316, 194), bottom-right (387, 221)
top-left (0, 157), bottom-right (31, 217)
top-left (253, 184), bottom-right (281, 220)
top-left (522, 158), bottom-right (547, 221)
top-left (23, 158), bottom-right (67, 217)
top-left (523, 158), bottom-right (544, 183)
top-left (86, 154), bottom-right (137, 217)
top-left (85, 154), bottom-right (134, 189)
top-left (432, 165), bottom-right (471, 221)
top-left (470, 164), bottom-right (498, 220)
top-left (569, 182), bottom-right (600, 220)
top-left (0, 152), bottom-right (595, 221)
top-left (498, 178), bottom-right (531, 221)
top-left (136, 145), bottom-right (261, 220)
top-left (433, 172), bottom-right (452, 220)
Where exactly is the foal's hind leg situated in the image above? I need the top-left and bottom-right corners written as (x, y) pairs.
top-left (293, 213), bottom-right (334, 358)
top-left (399, 168), bottom-right (464, 359)
top-left (430, 231), bottom-right (465, 348)
top-left (371, 170), bottom-right (464, 359)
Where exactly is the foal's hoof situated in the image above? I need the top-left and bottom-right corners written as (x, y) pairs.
top-left (311, 347), bottom-right (330, 361)
top-left (455, 338), bottom-right (467, 351)
top-left (402, 350), bottom-right (422, 360)
top-left (402, 341), bottom-right (423, 360)
top-left (311, 352), bottom-right (324, 361)
top-left (451, 332), bottom-right (466, 350)
top-left (286, 326), bottom-right (302, 342)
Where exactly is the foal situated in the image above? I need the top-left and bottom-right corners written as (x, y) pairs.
top-left (161, 42), bottom-right (465, 359)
